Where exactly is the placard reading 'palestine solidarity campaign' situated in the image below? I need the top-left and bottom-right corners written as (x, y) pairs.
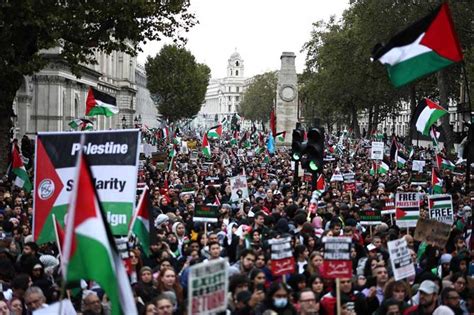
top-left (33, 130), bottom-right (140, 243)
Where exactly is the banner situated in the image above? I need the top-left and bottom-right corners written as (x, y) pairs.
top-left (34, 130), bottom-right (140, 243)
top-left (414, 219), bottom-right (451, 248)
top-left (188, 259), bottom-right (228, 315)
top-left (371, 142), bottom-right (384, 160)
top-left (428, 194), bottom-right (454, 225)
top-left (395, 192), bottom-right (420, 228)
top-left (229, 175), bottom-right (249, 202)
top-left (343, 172), bottom-right (356, 192)
top-left (322, 236), bottom-right (352, 278)
top-left (387, 238), bottom-right (415, 281)
top-left (268, 237), bottom-right (295, 276)
top-left (194, 205), bottom-right (219, 223)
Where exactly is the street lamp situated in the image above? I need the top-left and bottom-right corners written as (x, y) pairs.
top-left (121, 116), bottom-right (127, 129)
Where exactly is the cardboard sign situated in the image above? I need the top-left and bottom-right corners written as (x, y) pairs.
top-left (322, 236), bottom-right (352, 278)
top-left (387, 238), bottom-right (415, 281)
top-left (188, 259), bottom-right (228, 315)
top-left (395, 192), bottom-right (420, 228)
top-left (414, 219), bottom-right (451, 248)
top-left (230, 175), bottom-right (249, 202)
top-left (34, 130), bottom-right (140, 242)
top-left (371, 142), bottom-right (384, 160)
top-left (360, 208), bottom-right (382, 225)
top-left (428, 194), bottom-right (454, 225)
top-left (268, 237), bottom-right (295, 276)
top-left (194, 205), bottom-right (219, 223)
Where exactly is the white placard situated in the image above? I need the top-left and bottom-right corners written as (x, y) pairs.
top-left (371, 142), bottom-right (384, 160)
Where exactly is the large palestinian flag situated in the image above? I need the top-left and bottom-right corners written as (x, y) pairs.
top-left (372, 3), bottom-right (463, 87)
top-left (33, 131), bottom-right (140, 244)
top-left (436, 154), bottom-right (455, 171)
top-left (413, 99), bottom-right (448, 136)
top-left (86, 87), bottom-right (119, 117)
top-left (62, 151), bottom-right (137, 315)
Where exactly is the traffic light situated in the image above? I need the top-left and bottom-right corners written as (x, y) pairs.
top-left (291, 129), bottom-right (306, 161)
top-left (304, 127), bottom-right (324, 173)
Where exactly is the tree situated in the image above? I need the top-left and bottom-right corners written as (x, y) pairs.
top-left (239, 71), bottom-right (278, 122)
top-left (0, 1), bottom-right (196, 171)
top-left (145, 45), bottom-right (210, 122)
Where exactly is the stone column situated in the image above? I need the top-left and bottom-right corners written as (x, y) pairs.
top-left (275, 52), bottom-right (298, 146)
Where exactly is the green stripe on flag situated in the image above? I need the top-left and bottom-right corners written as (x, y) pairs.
top-left (386, 51), bottom-right (454, 88)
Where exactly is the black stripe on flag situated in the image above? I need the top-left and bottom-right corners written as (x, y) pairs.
top-left (372, 4), bottom-right (441, 61)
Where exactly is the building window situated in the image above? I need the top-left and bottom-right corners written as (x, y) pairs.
top-left (236, 87), bottom-right (239, 93)
top-left (228, 105), bottom-right (231, 112)
top-left (235, 61), bottom-right (239, 67)
top-left (230, 70), bottom-right (233, 76)
top-left (229, 86), bottom-right (232, 92)
top-left (235, 70), bottom-right (239, 76)
top-left (236, 96), bottom-right (240, 102)
top-left (228, 96), bottom-right (231, 102)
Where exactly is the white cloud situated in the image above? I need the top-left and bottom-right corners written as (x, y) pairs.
top-left (138, 0), bottom-right (349, 78)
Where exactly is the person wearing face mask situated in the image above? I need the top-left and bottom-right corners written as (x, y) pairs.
top-left (255, 282), bottom-right (297, 315)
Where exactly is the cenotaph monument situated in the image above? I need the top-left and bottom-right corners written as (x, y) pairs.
top-left (275, 52), bottom-right (298, 146)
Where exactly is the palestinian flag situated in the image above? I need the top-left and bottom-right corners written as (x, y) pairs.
top-left (275, 131), bottom-right (286, 142)
top-left (69, 119), bottom-right (94, 131)
top-left (207, 124), bottom-right (223, 139)
top-left (312, 174), bottom-right (326, 200)
top-left (369, 161), bottom-right (378, 176)
top-left (62, 152), bottom-right (137, 315)
top-left (202, 133), bottom-right (211, 158)
top-left (396, 151), bottom-right (408, 168)
top-left (129, 187), bottom-right (151, 256)
top-left (431, 167), bottom-right (443, 194)
top-left (430, 126), bottom-right (441, 146)
top-left (413, 99), bottom-right (448, 135)
top-left (169, 146), bottom-right (176, 158)
top-left (408, 147), bottom-right (415, 160)
top-left (379, 161), bottom-right (390, 174)
top-left (85, 87), bottom-right (119, 117)
top-left (12, 145), bottom-right (32, 192)
top-left (162, 127), bottom-right (169, 139)
top-left (371, 3), bottom-right (463, 88)
top-left (436, 154), bottom-right (455, 170)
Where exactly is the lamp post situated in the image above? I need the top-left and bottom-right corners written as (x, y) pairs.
top-left (121, 116), bottom-right (127, 129)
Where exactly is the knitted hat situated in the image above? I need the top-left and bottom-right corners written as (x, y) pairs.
top-left (140, 266), bottom-right (152, 275)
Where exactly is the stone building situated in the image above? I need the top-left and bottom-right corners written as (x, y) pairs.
top-left (135, 64), bottom-right (159, 128)
top-left (196, 51), bottom-right (248, 128)
top-left (13, 46), bottom-right (139, 137)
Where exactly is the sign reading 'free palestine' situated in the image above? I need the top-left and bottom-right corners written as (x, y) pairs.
top-left (34, 130), bottom-right (140, 244)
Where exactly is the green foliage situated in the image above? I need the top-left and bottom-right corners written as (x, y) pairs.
top-left (239, 71), bottom-right (278, 122)
top-left (0, 0), bottom-right (196, 171)
top-left (301, 0), bottom-right (474, 134)
top-left (145, 45), bottom-right (210, 122)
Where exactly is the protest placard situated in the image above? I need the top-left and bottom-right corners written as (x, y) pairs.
top-left (188, 259), bottom-right (228, 315)
top-left (371, 142), bottom-right (384, 160)
top-left (34, 130), bottom-right (140, 243)
top-left (360, 208), bottom-right (382, 225)
top-left (395, 192), bottom-right (420, 228)
top-left (194, 205), bottom-right (219, 223)
top-left (322, 237), bottom-right (352, 278)
top-left (387, 238), bottom-right (415, 281)
top-left (268, 237), bottom-right (295, 276)
top-left (230, 175), bottom-right (249, 202)
top-left (414, 218), bottom-right (451, 248)
top-left (382, 198), bottom-right (396, 215)
top-left (412, 160), bottom-right (426, 172)
top-left (428, 194), bottom-right (454, 225)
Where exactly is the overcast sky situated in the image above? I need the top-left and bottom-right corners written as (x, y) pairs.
top-left (138, 0), bottom-right (350, 79)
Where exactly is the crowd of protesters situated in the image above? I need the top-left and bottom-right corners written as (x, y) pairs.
top-left (0, 128), bottom-right (473, 315)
